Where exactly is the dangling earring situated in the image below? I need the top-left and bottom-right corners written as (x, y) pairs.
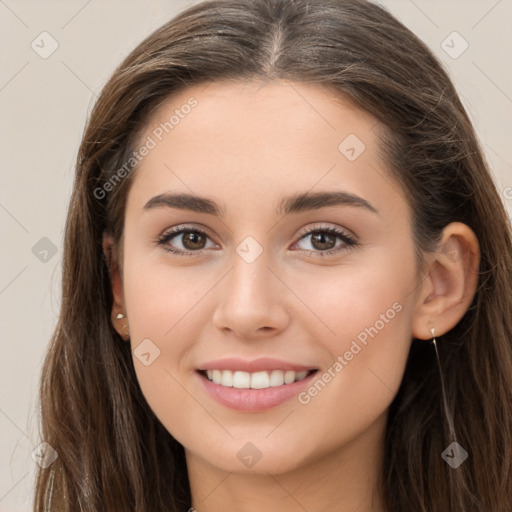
top-left (430, 327), bottom-right (457, 443)
top-left (430, 327), bottom-right (437, 348)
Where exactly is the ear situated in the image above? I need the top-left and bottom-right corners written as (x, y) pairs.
top-left (103, 232), bottom-right (129, 341)
top-left (411, 222), bottom-right (480, 340)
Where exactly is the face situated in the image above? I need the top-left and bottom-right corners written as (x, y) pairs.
top-left (115, 80), bottom-right (424, 475)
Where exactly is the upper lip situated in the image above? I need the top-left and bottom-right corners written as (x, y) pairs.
top-left (197, 357), bottom-right (317, 373)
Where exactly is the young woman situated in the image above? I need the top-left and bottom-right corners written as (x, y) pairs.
top-left (34, 0), bottom-right (512, 510)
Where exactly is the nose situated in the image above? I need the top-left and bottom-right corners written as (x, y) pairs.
top-left (211, 247), bottom-right (290, 339)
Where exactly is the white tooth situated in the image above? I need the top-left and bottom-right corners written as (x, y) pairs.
top-left (295, 371), bottom-right (308, 381)
top-left (208, 369), bottom-right (309, 387)
top-left (233, 371), bottom-right (251, 389)
top-left (284, 370), bottom-right (296, 384)
top-left (212, 370), bottom-right (222, 384)
top-left (220, 370), bottom-right (233, 387)
top-left (251, 371), bottom-right (270, 389)
top-left (269, 370), bottom-right (285, 387)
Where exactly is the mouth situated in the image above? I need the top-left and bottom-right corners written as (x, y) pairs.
top-left (197, 368), bottom-right (318, 389)
top-left (196, 368), bottom-right (320, 411)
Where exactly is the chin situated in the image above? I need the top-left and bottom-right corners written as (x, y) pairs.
top-left (186, 436), bottom-right (315, 475)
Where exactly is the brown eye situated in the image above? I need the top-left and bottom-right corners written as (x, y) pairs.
top-left (181, 231), bottom-right (207, 250)
top-left (309, 231), bottom-right (337, 251)
top-left (157, 226), bottom-right (215, 255)
top-left (294, 226), bottom-right (357, 257)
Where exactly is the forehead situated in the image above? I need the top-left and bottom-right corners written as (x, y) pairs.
top-left (140, 79), bottom-right (379, 151)
top-left (126, 80), bottom-right (402, 218)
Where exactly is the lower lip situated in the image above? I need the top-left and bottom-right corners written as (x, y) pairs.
top-left (196, 370), bottom-right (318, 412)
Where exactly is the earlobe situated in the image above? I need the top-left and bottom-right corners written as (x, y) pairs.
top-left (412, 222), bottom-right (480, 340)
top-left (102, 232), bottom-right (129, 341)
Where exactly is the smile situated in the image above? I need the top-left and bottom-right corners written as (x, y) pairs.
top-left (196, 368), bottom-right (320, 412)
top-left (200, 369), bottom-right (316, 389)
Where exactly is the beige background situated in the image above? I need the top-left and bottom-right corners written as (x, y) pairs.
top-left (0, 0), bottom-right (511, 509)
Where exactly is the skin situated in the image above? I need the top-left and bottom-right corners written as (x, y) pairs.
top-left (103, 80), bottom-right (480, 512)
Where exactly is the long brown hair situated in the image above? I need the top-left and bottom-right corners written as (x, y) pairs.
top-left (34, 0), bottom-right (512, 510)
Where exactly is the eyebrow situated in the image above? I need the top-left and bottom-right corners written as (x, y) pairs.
top-left (143, 190), bottom-right (378, 217)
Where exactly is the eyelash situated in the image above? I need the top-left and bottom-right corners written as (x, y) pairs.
top-left (155, 224), bottom-right (358, 258)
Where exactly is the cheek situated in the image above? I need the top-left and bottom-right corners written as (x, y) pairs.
top-left (294, 286), bottom-right (413, 454)
top-left (122, 265), bottom-right (205, 442)
top-left (295, 253), bottom-right (413, 346)
top-left (120, 246), bottom-right (208, 412)
top-left (299, 250), bottom-right (416, 406)
top-left (123, 247), bottom-right (208, 343)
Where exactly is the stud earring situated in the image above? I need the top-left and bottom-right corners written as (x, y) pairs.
top-left (116, 313), bottom-right (125, 319)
